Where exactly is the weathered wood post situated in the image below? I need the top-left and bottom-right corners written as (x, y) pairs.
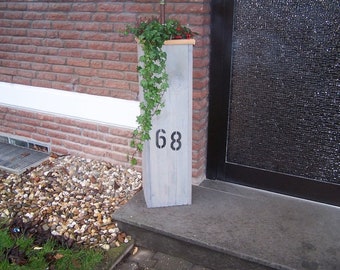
top-left (140, 39), bottom-right (195, 208)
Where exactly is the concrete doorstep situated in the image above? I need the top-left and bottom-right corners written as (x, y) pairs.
top-left (113, 180), bottom-right (340, 270)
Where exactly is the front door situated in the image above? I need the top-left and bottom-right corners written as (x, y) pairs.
top-left (206, 0), bottom-right (340, 206)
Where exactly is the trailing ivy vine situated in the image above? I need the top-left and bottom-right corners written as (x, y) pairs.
top-left (124, 18), bottom-right (194, 165)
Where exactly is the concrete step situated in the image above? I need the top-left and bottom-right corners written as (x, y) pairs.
top-left (113, 180), bottom-right (340, 270)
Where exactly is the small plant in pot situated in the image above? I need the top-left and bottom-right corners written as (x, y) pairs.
top-left (123, 17), bottom-right (195, 165)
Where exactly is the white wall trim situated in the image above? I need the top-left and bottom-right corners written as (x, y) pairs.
top-left (0, 82), bottom-right (139, 129)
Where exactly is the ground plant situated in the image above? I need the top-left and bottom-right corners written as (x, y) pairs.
top-left (0, 219), bottom-right (103, 270)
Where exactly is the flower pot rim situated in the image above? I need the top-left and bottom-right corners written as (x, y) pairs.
top-left (164, 39), bottom-right (195, 45)
top-left (135, 38), bottom-right (195, 46)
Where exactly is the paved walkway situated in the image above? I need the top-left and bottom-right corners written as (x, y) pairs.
top-left (116, 246), bottom-right (212, 270)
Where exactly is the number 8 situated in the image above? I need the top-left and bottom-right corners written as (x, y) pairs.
top-left (170, 131), bottom-right (182, 151)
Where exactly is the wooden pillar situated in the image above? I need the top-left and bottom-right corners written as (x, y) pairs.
top-left (140, 39), bottom-right (195, 208)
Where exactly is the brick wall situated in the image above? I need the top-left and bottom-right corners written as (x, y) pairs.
top-left (0, 106), bottom-right (137, 166)
top-left (0, 0), bottom-right (210, 181)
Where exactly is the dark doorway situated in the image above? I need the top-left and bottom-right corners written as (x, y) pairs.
top-left (206, 0), bottom-right (340, 206)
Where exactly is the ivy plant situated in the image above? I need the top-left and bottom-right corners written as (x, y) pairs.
top-left (124, 17), bottom-right (194, 165)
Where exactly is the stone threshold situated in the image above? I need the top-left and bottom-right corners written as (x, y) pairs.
top-left (113, 180), bottom-right (340, 270)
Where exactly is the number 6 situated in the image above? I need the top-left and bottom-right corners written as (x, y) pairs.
top-left (156, 129), bottom-right (166, 149)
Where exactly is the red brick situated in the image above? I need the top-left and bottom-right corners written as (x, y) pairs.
top-left (31, 133), bottom-right (51, 143)
top-left (193, 77), bottom-right (209, 90)
top-left (129, 82), bottom-right (139, 93)
top-left (31, 79), bottom-right (52, 88)
top-left (87, 41), bottom-right (112, 51)
top-left (107, 128), bottom-right (133, 138)
top-left (81, 32), bottom-right (109, 42)
top-left (125, 3), bottom-right (155, 13)
top-left (82, 130), bottom-right (104, 141)
top-left (17, 69), bottom-right (35, 78)
top-left (74, 67), bottom-right (94, 77)
top-left (52, 81), bottom-right (73, 91)
top-left (13, 130), bottom-right (34, 140)
top-left (63, 40), bottom-right (87, 49)
top-left (45, 12), bottom-right (68, 21)
top-left (12, 76), bottom-right (31, 85)
top-left (10, 20), bottom-right (30, 28)
top-left (4, 11), bottom-right (23, 20)
top-left (77, 121), bottom-right (98, 131)
top-left (14, 53), bottom-right (38, 62)
top-left (66, 134), bottom-right (88, 146)
top-left (1, 67), bottom-right (16, 76)
top-left (52, 65), bottom-right (74, 74)
top-left (67, 58), bottom-right (90, 67)
top-left (74, 22), bottom-right (99, 31)
top-left (105, 52), bottom-right (120, 61)
top-left (193, 68), bottom-right (209, 79)
top-left (7, 2), bottom-right (27, 10)
top-left (11, 29), bottom-right (27, 36)
top-left (114, 43), bottom-right (137, 53)
top-left (49, 3), bottom-right (72, 12)
top-left (104, 134), bottom-right (129, 146)
top-left (108, 14), bottom-right (137, 24)
top-left (97, 69), bottom-right (124, 80)
top-left (45, 56), bottom-right (66, 65)
top-left (79, 77), bottom-right (103, 87)
top-left (105, 151), bottom-right (131, 164)
top-left (81, 145), bottom-right (109, 158)
top-left (81, 87), bottom-right (110, 97)
top-left (26, 2), bottom-right (49, 11)
top-left (56, 73), bottom-right (76, 83)
top-left (103, 79), bottom-right (129, 90)
top-left (72, 3), bottom-right (96, 12)
top-left (43, 38), bottom-right (63, 47)
top-left (31, 63), bottom-right (51, 71)
top-left (27, 29), bottom-right (47, 38)
top-left (0, 74), bottom-right (12, 82)
top-left (100, 23), bottom-right (114, 32)
top-left (59, 31), bottom-right (81, 40)
top-left (50, 145), bottom-right (68, 155)
top-left (86, 138), bottom-right (112, 150)
top-left (52, 21), bottom-right (74, 30)
top-left (45, 130), bottom-right (67, 140)
top-left (0, 19), bottom-right (11, 28)
top-left (15, 110), bottom-right (37, 119)
top-left (59, 125), bottom-right (82, 135)
top-left (31, 20), bottom-right (51, 29)
top-left (23, 12), bottom-right (44, 20)
top-left (35, 71), bottom-right (55, 81)
top-left (0, 28), bottom-right (9, 36)
top-left (126, 72), bottom-right (138, 82)
top-left (120, 53), bottom-right (138, 63)
top-left (194, 47), bottom-right (209, 58)
top-left (97, 3), bottom-right (123, 12)
top-left (90, 60), bottom-right (103, 69)
top-left (193, 57), bottom-right (209, 68)
top-left (102, 61), bottom-right (130, 71)
top-left (59, 48), bottom-right (82, 58)
top-left (17, 45), bottom-right (36, 54)
top-left (63, 140), bottom-right (83, 152)
top-left (81, 50), bottom-right (106, 60)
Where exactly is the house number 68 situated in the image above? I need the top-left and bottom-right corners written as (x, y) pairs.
top-left (156, 129), bottom-right (182, 151)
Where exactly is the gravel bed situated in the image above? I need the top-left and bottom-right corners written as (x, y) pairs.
top-left (0, 154), bottom-right (142, 250)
